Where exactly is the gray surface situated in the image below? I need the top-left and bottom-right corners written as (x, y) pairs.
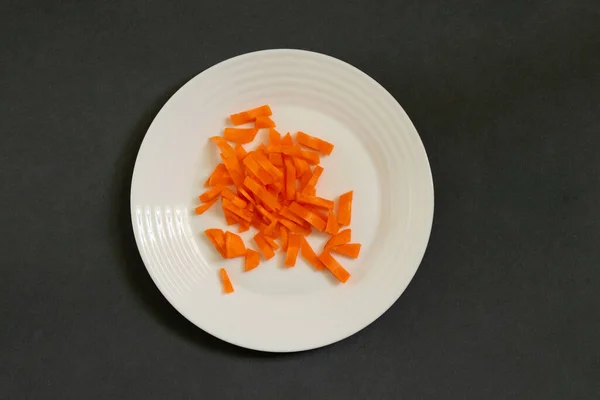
top-left (2, 0), bottom-right (600, 398)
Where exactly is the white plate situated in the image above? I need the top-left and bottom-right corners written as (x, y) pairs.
top-left (131, 49), bottom-right (434, 352)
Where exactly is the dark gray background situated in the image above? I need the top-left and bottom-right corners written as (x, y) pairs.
top-left (2, 0), bottom-right (599, 398)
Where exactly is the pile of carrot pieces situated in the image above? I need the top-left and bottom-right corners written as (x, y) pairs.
top-left (195, 105), bottom-right (361, 294)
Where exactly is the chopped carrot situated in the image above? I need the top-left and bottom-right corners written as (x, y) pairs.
top-left (304, 204), bottom-right (328, 223)
top-left (293, 157), bottom-right (310, 177)
top-left (243, 176), bottom-right (280, 211)
top-left (256, 204), bottom-right (277, 222)
top-left (269, 128), bottom-right (281, 147)
top-left (220, 153), bottom-right (245, 188)
top-left (300, 237), bottom-right (325, 270)
top-left (281, 132), bottom-right (294, 146)
top-left (297, 131), bottom-right (334, 155)
top-left (222, 198), bottom-right (253, 222)
top-left (235, 143), bottom-right (247, 162)
top-left (288, 202), bottom-right (326, 232)
top-left (284, 235), bottom-right (301, 267)
top-left (254, 232), bottom-right (275, 260)
top-left (302, 166), bottom-right (323, 194)
top-left (280, 225), bottom-right (289, 251)
top-left (318, 251), bottom-right (350, 283)
top-left (205, 164), bottom-right (228, 187)
top-left (205, 229), bottom-right (226, 257)
top-left (269, 152), bottom-right (283, 167)
top-left (295, 192), bottom-right (334, 209)
top-left (325, 209), bottom-right (340, 235)
top-left (263, 219), bottom-right (278, 236)
top-left (199, 186), bottom-right (225, 203)
top-left (238, 219), bottom-right (250, 233)
top-left (283, 156), bottom-right (296, 201)
top-left (338, 190), bottom-right (353, 226)
top-left (220, 268), bottom-right (235, 293)
top-left (279, 218), bottom-right (312, 236)
top-left (225, 231), bottom-right (246, 258)
top-left (237, 188), bottom-right (255, 205)
top-left (230, 105), bottom-right (272, 125)
top-left (243, 155), bottom-right (273, 185)
top-left (245, 249), bottom-right (261, 271)
top-left (221, 187), bottom-right (247, 209)
top-left (195, 197), bottom-right (218, 214)
top-left (279, 206), bottom-right (308, 227)
top-left (331, 243), bottom-right (361, 258)
top-left (324, 229), bottom-right (351, 250)
top-left (223, 209), bottom-right (238, 225)
top-left (224, 127), bottom-right (258, 144)
top-left (210, 136), bottom-right (236, 158)
top-left (255, 116), bottom-right (276, 129)
top-left (264, 235), bottom-right (280, 250)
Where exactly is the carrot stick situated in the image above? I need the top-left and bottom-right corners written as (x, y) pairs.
top-left (298, 170), bottom-right (313, 191)
top-left (302, 165), bottom-right (323, 194)
top-left (195, 197), bottom-right (218, 215)
top-left (205, 229), bottom-right (226, 257)
top-left (281, 132), bottom-right (294, 146)
top-left (284, 156), bottom-right (296, 201)
top-left (325, 209), bottom-right (340, 235)
top-left (220, 153), bottom-right (245, 188)
top-left (245, 249), bottom-right (261, 271)
top-left (293, 157), bottom-right (310, 178)
top-left (284, 234), bottom-right (301, 267)
top-left (238, 219), bottom-right (250, 233)
top-left (230, 105), bottom-right (272, 125)
top-left (243, 176), bottom-right (281, 211)
top-left (337, 190), bottom-right (353, 226)
top-left (279, 206), bottom-right (308, 227)
top-left (279, 218), bottom-right (312, 236)
top-left (210, 136), bottom-right (236, 158)
top-left (235, 143), bottom-right (248, 162)
top-left (318, 251), bottom-right (350, 283)
top-left (205, 163), bottom-right (228, 187)
top-left (255, 116), bottom-right (276, 129)
top-left (263, 219), bottom-right (278, 236)
top-left (223, 209), bottom-right (238, 225)
top-left (254, 232), bottom-right (275, 260)
top-left (253, 151), bottom-right (284, 180)
top-left (296, 131), bottom-right (334, 155)
top-left (280, 225), bottom-right (289, 251)
top-left (243, 155), bottom-right (273, 185)
top-left (295, 193), bottom-right (334, 209)
top-left (264, 235), bottom-right (280, 250)
top-left (220, 268), bottom-right (235, 293)
top-left (324, 229), bottom-right (351, 250)
top-left (288, 201), bottom-right (327, 232)
top-left (300, 237), bottom-right (325, 270)
top-left (224, 128), bottom-right (258, 144)
top-left (222, 198), bottom-right (253, 222)
top-left (225, 231), bottom-right (246, 258)
top-left (221, 187), bottom-right (247, 209)
top-left (331, 243), bottom-right (361, 258)
top-left (199, 186), bottom-right (225, 203)
top-left (269, 153), bottom-right (283, 167)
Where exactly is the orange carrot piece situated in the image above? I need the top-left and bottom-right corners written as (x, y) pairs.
top-left (296, 192), bottom-right (334, 209)
top-left (199, 185), bottom-right (225, 203)
top-left (244, 176), bottom-right (281, 211)
top-left (239, 219), bottom-right (251, 233)
top-left (324, 229), bottom-right (351, 250)
top-left (279, 218), bottom-right (312, 236)
top-left (279, 206), bottom-right (308, 227)
top-left (237, 188), bottom-right (255, 205)
top-left (281, 145), bottom-right (321, 165)
top-left (243, 155), bottom-right (273, 185)
top-left (223, 209), bottom-right (238, 225)
top-left (245, 249), bottom-right (261, 271)
top-left (293, 157), bottom-right (310, 178)
top-left (288, 202), bottom-right (327, 232)
top-left (302, 165), bottom-right (323, 194)
top-left (300, 237), bottom-right (325, 270)
top-left (269, 153), bottom-right (283, 167)
top-left (338, 190), bottom-right (353, 226)
top-left (331, 243), bottom-right (361, 258)
top-left (268, 128), bottom-right (281, 147)
top-left (298, 170), bottom-right (313, 191)
top-left (221, 187), bottom-right (247, 209)
top-left (255, 116), bottom-right (276, 129)
top-left (296, 131), bottom-right (334, 155)
top-left (253, 151), bottom-right (284, 180)
top-left (222, 198), bottom-right (253, 222)
top-left (281, 132), bottom-right (294, 146)
top-left (208, 173), bottom-right (234, 187)
top-left (220, 268), bottom-right (235, 293)
top-left (318, 251), bottom-right (350, 283)
top-left (256, 204), bottom-right (277, 223)
top-left (284, 235), bottom-right (301, 267)
top-left (254, 232), bottom-right (275, 260)
top-left (205, 164), bottom-right (228, 187)
top-left (205, 229), bottom-right (226, 257)
top-left (220, 154), bottom-right (245, 188)
top-left (224, 127), bottom-right (258, 144)
top-left (225, 231), bottom-right (246, 258)
top-left (263, 219), bottom-right (278, 236)
top-left (210, 136), bottom-right (236, 158)
top-left (283, 156), bottom-right (296, 201)
top-left (304, 204), bottom-right (328, 221)
top-left (230, 105), bottom-right (272, 125)
top-left (264, 235), bottom-right (280, 250)
top-left (195, 197), bottom-right (218, 215)
top-left (235, 143), bottom-right (248, 162)
top-left (280, 225), bottom-right (289, 251)
top-left (325, 209), bottom-right (340, 235)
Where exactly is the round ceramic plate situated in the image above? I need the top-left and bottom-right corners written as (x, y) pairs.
top-left (131, 49), bottom-right (433, 352)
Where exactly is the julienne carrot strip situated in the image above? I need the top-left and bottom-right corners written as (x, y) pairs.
top-left (284, 234), bottom-right (301, 267)
top-left (325, 209), bottom-right (340, 235)
top-left (224, 128), bottom-right (258, 144)
top-left (245, 249), bottom-right (261, 271)
top-left (296, 131), bottom-right (334, 155)
top-left (337, 190), bottom-right (353, 226)
top-left (220, 268), bottom-right (235, 293)
top-left (254, 232), bottom-right (275, 260)
top-left (324, 229), bottom-right (351, 250)
top-left (195, 197), bottom-right (218, 215)
top-left (318, 251), bottom-right (350, 283)
top-left (300, 237), bottom-right (325, 270)
top-left (255, 116), bottom-right (276, 129)
top-left (230, 105), bottom-right (272, 125)
top-left (331, 243), bottom-right (361, 258)
top-left (196, 105), bottom-right (360, 293)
